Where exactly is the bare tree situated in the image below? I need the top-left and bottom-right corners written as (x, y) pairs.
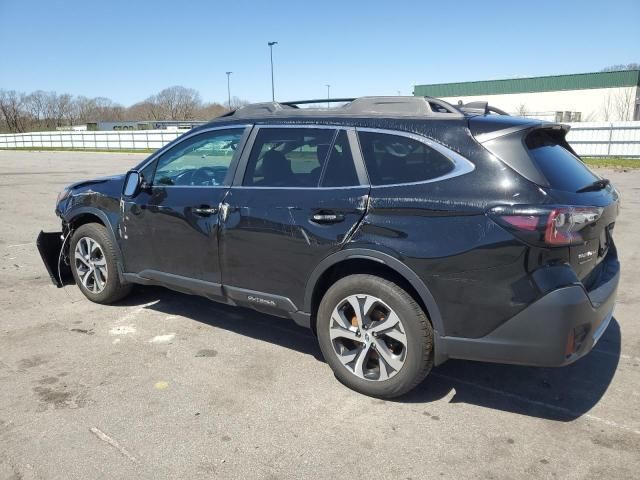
top-left (601, 63), bottom-right (640, 72)
top-left (601, 94), bottom-right (613, 121)
top-left (57, 93), bottom-right (75, 127)
top-left (230, 96), bottom-right (250, 110)
top-left (0, 90), bottom-right (27, 133)
top-left (0, 86), bottom-right (249, 132)
top-left (613, 89), bottom-right (635, 121)
top-left (152, 86), bottom-right (202, 120)
top-left (194, 102), bottom-right (227, 120)
top-left (515, 103), bottom-right (528, 117)
top-left (24, 90), bottom-right (47, 127)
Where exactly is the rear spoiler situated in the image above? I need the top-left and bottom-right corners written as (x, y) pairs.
top-left (473, 121), bottom-right (570, 144)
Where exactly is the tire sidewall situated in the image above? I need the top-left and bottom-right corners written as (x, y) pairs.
top-left (70, 224), bottom-right (125, 304)
top-left (317, 274), bottom-right (433, 398)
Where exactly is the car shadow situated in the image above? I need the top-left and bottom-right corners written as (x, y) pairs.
top-left (118, 286), bottom-right (620, 422)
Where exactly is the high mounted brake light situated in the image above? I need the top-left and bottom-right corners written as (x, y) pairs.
top-left (488, 205), bottom-right (603, 247)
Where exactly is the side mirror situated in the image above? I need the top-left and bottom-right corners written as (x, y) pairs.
top-left (123, 170), bottom-right (142, 197)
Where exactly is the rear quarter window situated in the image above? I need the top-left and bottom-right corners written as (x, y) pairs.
top-left (358, 131), bottom-right (454, 186)
top-left (526, 129), bottom-right (599, 192)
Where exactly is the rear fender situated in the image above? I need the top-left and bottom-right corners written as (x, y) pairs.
top-left (305, 248), bottom-right (447, 364)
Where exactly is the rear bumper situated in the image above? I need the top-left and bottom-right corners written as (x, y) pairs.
top-left (439, 257), bottom-right (619, 367)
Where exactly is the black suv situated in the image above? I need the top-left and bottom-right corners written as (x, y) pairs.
top-left (38, 97), bottom-right (620, 398)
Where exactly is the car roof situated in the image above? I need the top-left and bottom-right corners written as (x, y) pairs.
top-left (210, 96), bottom-right (465, 122)
top-left (193, 96), bottom-right (547, 138)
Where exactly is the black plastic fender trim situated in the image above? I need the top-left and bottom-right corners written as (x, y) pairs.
top-left (304, 248), bottom-right (446, 364)
top-left (64, 207), bottom-right (126, 283)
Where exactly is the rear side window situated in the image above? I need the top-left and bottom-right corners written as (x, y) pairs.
top-left (526, 129), bottom-right (599, 192)
top-left (358, 131), bottom-right (454, 185)
top-left (320, 130), bottom-right (359, 187)
top-left (243, 128), bottom-right (336, 187)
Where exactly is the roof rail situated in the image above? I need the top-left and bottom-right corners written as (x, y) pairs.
top-left (282, 98), bottom-right (356, 107)
top-left (217, 96), bottom-right (466, 119)
top-left (457, 101), bottom-right (510, 116)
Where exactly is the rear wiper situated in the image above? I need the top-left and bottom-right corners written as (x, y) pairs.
top-left (576, 178), bottom-right (610, 193)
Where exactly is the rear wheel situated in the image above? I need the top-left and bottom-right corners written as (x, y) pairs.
top-left (70, 223), bottom-right (132, 304)
top-left (317, 274), bottom-right (433, 398)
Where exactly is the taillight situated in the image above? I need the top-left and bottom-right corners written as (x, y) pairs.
top-left (488, 205), bottom-right (603, 247)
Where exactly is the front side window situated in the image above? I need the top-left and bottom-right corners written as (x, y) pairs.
top-left (152, 128), bottom-right (245, 187)
top-left (358, 131), bottom-right (454, 186)
top-left (243, 128), bottom-right (337, 187)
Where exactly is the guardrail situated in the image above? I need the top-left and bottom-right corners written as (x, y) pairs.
top-left (1, 122), bottom-right (639, 157)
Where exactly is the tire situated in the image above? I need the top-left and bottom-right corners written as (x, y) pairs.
top-left (69, 223), bottom-right (132, 304)
top-left (317, 274), bottom-right (433, 398)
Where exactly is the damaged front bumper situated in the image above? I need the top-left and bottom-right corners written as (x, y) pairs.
top-left (36, 230), bottom-right (74, 287)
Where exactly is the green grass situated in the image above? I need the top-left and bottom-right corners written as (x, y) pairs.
top-left (0, 147), bottom-right (155, 154)
top-left (583, 157), bottom-right (640, 169)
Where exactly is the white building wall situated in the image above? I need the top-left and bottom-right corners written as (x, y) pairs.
top-left (438, 86), bottom-right (638, 122)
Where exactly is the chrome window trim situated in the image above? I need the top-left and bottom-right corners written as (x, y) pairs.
top-left (231, 185), bottom-right (368, 191)
top-left (253, 124), bottom-right (353, 131)
top-left (135, 124), bottom-right (251, 173)
top-left (355, 127), bottom-right (476, 187)
top-left (148, 184), bottom-right (231, 189)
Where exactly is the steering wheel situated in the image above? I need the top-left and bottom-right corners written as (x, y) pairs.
top-left (190, 166), bottom-right (228, 186)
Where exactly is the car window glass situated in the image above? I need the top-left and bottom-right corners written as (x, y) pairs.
top-left (320, 130), bottom-right (360, 187)
top-left (243, 128), bottom-right (336, 187)
top-left (152, 128), bottom-right (244, 187)
top-left (525, 129), bottom-right (599, 192)
top-left (358, 131), bottom-right (454, 186)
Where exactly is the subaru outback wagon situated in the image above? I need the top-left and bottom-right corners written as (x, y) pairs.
top-left (38, 96), bottom-right (620, 398)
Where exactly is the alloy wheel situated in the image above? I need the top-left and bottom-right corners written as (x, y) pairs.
top-left (329, 294), bottom-right (408, 381)
top-left (74, 236), bottom-right (108, 294)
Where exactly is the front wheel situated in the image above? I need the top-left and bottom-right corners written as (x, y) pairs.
top-left (69, 223), bottom-right (132, 304)
top-left (317, 274), bottom-right (433, 398)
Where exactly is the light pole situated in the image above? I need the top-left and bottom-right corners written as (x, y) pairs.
top-left (268, 41), bottom-right (278, 101)
top-left (326, 84), bottom-right (330, 108)
top-left (226, 72), bottom-right (232, 109)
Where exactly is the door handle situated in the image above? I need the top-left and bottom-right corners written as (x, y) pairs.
top-left (311, 212), bottom-right (345, 224)
top-left (192, 206), bottom-right (218, 216)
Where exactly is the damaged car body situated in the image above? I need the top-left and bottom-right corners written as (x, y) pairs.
top-left (38, 96), bottom-right (621, 398)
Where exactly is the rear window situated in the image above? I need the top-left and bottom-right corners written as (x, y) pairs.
top-left (526, 129), bottom-right (599, 192)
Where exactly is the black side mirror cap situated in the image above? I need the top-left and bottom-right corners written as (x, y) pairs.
top-left (123, 170), bottom-right (142, 197)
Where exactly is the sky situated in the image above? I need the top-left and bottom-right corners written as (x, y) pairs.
top-left (1, 0), bottom-right (638, 106)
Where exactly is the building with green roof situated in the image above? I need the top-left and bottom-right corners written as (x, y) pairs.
top-left (414, 70), bottom-right (640, 122)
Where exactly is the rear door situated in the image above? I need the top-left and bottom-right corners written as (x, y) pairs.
top-left (220, 125), bottom-right (369, 312)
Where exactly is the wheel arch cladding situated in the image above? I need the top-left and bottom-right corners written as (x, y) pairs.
top-left (66, 208), bottom-right (124, 269)
top-left (305, 249), bottom-right (445, 337)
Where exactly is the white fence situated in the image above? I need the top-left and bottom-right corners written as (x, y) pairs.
top-left (1, 121), bottom-right (639, 157)
top-left (565, 121), bottom-right (640, 157)
top-left (0, 129), bottom-right (183, 150)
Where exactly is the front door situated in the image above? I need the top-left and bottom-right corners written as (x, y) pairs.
top-left (120, 126), bottom-right (249, 297)
top-left (221, 126), bottom-right (370, 311)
